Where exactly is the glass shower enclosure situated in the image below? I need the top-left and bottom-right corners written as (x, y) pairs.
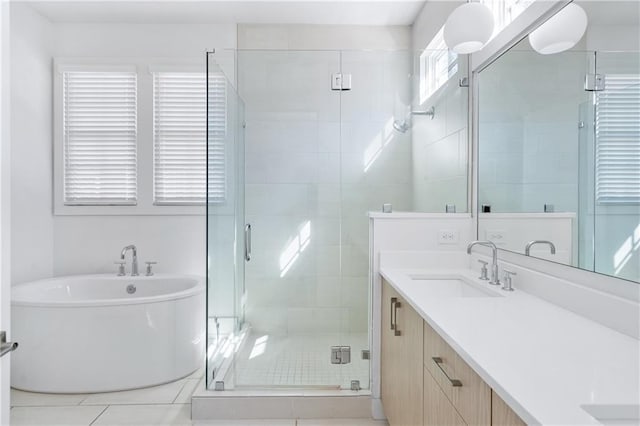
top-left (205, 47), bottom-right (468, 391)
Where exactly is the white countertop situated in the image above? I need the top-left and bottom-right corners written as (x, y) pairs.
top-left (380, 267), bottom-right (640, 426)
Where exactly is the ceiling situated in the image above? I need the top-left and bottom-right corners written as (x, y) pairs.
top-left (27, 0), bottom-right (428, 25)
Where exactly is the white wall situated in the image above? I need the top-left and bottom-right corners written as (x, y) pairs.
top-left (9, 4), bottom-right (54, 285)
top-left (0, 0), bottom-right (12, 421)
top-left (47, 21), bottom-right (236, 278)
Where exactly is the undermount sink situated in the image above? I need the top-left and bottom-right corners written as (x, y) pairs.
top-left (581, 404), bottom-right (640, 425)
top-left (408, 276), bottom-right (501, 298)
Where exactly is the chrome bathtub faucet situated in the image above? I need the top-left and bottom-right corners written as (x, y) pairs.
top-left (120, 245), bottom-right (139, 276)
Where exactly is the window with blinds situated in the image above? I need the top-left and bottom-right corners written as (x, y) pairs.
top-left (63, 71), bottom-right (138, 205)
top-left (153, 71), bottom-right (227, 205)
top-left (595, 74), bottom-right (640, 204)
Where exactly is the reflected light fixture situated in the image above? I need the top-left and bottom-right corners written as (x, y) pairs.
top-left (443, 2), bottom-right (495, 54)
top-left (529, 3), bottom-right (588, 55)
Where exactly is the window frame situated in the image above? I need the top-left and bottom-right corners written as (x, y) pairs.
top-left (54, 58), bottom-right (208, 216)
top-left (419, 26), bottom-right (459, 105)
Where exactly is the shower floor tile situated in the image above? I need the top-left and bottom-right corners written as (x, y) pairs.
top-left (227, 332), bottom-right (370, 389)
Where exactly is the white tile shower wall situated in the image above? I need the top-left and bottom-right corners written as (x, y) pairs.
top-left (238, 24), bottom-right (411, 51)
top-left (45, 21), bottom-right (236, 279)
top-left (410, 1), bottom-right (468, 214)
top-left (368, 214), bottom-right (474, 406)
top-left (237, 25), bottom-right (411, 337)
top-left (10, 4), bottom-right (54, 285)
top-left (478, 47), bottom-right (585, 213)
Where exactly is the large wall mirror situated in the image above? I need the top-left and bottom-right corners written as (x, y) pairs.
top-left (477, 0), bottom-right (639, 283)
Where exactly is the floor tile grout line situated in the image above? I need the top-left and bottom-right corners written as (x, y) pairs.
top-left (88, 404), bottom-right (109, 426)
top-left (172, 379), bottom-right (191, 404)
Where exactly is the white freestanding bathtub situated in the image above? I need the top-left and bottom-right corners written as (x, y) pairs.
top-left (11, 274), bottom-right (205, 393)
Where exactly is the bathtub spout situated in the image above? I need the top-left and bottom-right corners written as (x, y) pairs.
top-left (121, 245), bottom-right (139, 276)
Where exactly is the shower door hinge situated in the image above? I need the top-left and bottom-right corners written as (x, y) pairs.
top-left (331, 346), bottom-right (351, 364)
top-left (585, 74), bottom-right (605, 91)
top-left (361, 350), bottom-right (370, 360)
top-left (214, 380), bottom-right (225, 391)
top-left (331, 73), bottom-right (352, 91)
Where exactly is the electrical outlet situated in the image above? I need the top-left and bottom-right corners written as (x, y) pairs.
top-left (438, 229), bottom-right (459, 244)
top-left (485, 229), bottom-right (507, 245)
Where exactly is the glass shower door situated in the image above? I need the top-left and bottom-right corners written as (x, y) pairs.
top-left (206, 52), bottom-right (246, 389)
top-left (234, 49), bottom-right (348, 389)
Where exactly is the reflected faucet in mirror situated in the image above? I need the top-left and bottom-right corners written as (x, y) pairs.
top-left (467, 241), bottom-right (500, 286)
top-left (525, 240), bottom-right (556, 257)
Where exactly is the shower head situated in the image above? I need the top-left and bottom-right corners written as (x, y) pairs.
top-left (393, 120), bottom-right (410, 133)
top-left (411, 106), bottom-right (435, 119)
top-left (393, 106), bottom-right (436, 133)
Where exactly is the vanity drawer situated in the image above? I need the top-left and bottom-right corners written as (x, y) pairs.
top-left (424, 321), bottom-right (457, 402)
top-left (424, 367), bottom-right (465, 426)
top-left (424, 322), bottom-right (491, 425)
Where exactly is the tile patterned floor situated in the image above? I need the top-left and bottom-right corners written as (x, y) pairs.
top-left (9, 366), bottom-right (387, 426)
top-left (229, 333), bottom-right (370, 389)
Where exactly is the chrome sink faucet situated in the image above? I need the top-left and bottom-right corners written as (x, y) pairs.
top-left (467, 241), bottom-right (500, 286)
top-left (525, 240), bottom-right (556, 256)
top-left (120, 245), bottom-right (139, 276)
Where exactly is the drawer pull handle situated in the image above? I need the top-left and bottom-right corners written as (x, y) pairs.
top-left (432, 357), bottom-right (462, 387)
top-left (393, 300), bottom-right (402, 336)
top-left (390, 297), bottom-right (397, 330)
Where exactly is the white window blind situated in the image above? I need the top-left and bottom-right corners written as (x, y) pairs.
top-left (63, 71), bottom-right (138, 205)
top-left (595, 74), bottom-right (640, 204)
top-left (153, 71), bottom-right (227, 205)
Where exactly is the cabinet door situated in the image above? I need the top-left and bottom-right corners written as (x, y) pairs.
top-left (424, 321), bottom-right (491, 426)
top-left (395, 292), bottom-right (424, 426)
top-left (424, 367), bottom-right (466, 426)
top-left (381, 280), bottom-right (424, 426)
top-left (381, 281), bottom-right (399, 424)
top-left (492, 391), bottom-right (526, 426)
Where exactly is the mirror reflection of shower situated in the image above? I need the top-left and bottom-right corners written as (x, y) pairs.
top-left (393, 106), bottom-right (436, 133)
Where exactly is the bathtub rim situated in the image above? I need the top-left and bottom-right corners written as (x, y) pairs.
top-left (11, 273), bottom-right (205, 308)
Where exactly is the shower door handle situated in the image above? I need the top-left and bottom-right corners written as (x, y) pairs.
top-left (244, 224), bottom-right (252, 262)
top-left (0, 331), bottom-right (18, 358)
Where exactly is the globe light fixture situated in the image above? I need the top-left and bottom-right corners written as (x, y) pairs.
top-left (443, 2), bottom-right (495, 54)
top-left (529, 3), bottom-right (588, 55)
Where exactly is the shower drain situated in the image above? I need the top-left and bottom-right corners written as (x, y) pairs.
top-left (126, 284), bottom-right (137, 294)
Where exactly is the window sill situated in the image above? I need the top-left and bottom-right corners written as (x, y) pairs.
top-left (53, 204), bottom-right (207, 216)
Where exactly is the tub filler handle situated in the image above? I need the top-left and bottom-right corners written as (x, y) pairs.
top-left (0, 331), bottom-right (18, 358)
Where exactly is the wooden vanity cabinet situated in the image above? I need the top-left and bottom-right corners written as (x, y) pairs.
top-left (424, 321), bottom-right (491, 425)
top-left (492, 391), bottom-right (527, 426)
top-left (381, 279), bottom-right (424, 426)
top-left (381, 279), bottom-right (527, 426)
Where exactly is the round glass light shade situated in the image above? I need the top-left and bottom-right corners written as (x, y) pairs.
top-left (529, 4), bottom-right (588, 55)
top-left (443, 3), bottom-right (495, 54)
